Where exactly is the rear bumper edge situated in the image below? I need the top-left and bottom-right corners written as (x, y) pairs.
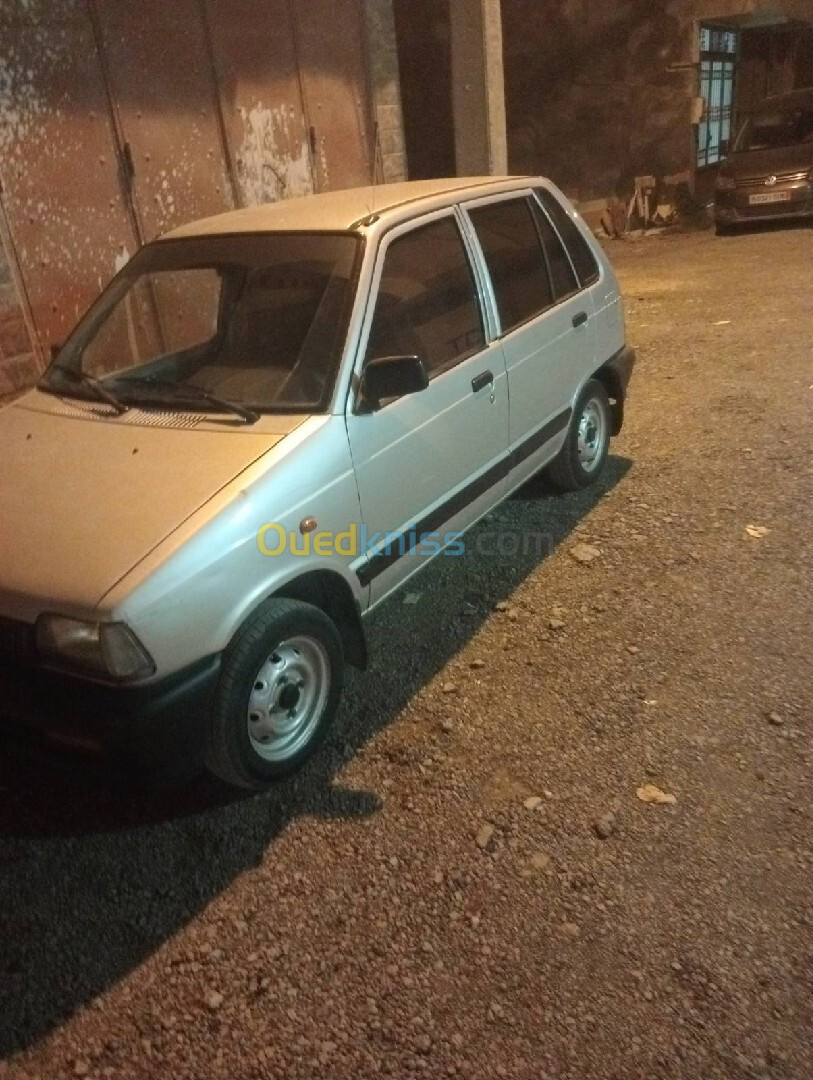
top-left (602, 344), bottom-right (636, 434)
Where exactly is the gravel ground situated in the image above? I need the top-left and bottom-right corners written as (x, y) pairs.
top-left (1, 222), bottom-right (811, 1080)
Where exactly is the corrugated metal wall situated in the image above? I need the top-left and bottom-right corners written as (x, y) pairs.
top-left (0, 0), bottom-right (374, 369)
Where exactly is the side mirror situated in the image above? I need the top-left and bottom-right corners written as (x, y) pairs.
top-left (360, 354), bottom-right (428, 409)
top-left (719, 138), bottom-right (730, 157)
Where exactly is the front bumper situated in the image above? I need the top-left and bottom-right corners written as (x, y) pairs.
top-left (714, 181), bottom-right (813, 225)
top-left (0, 654), bottom-right (220, 779)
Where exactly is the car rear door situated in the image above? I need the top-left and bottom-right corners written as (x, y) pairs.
top-left (461, 189), bottom-right (598, 490)
top-left (533, 184), bottom-right (617, 342)
top-left (345, 209), bottom-right (509, 606)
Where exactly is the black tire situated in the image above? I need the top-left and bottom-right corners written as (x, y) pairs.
top-left (545, 378), bottom-right (611, 492)
top-left (205, 597), bottom-right (344, 789)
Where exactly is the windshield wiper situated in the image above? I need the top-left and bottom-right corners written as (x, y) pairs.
top-left (114, 377), bottom-right (259, 425)
top-left (46, 365), bottom-right (128, 415)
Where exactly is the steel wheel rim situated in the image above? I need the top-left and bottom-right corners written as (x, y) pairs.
top-left (246, 635), bottom-right (330, 762)
top-left (577, 397), bottom-right (607, 472)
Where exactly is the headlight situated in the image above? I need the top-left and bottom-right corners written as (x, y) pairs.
top-left (715, 174), bottom-right (736, 191)
top-left (36, 615), bottom-right (156, 681)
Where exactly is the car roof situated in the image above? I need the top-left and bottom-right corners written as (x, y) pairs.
top-left (161, 176), bottom-right (536, 239)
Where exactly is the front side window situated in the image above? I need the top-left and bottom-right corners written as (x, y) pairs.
top-left (365, 216), bottom-right (484, 378)
top-left (468, 197), bottom-right (553, 334)
top-left (42, 232), bottom-right (361, 413)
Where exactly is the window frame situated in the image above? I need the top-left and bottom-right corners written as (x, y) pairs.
top-left (527, 198), bottom-right (581, 305)
top-left (464, 194), bottom-right (558, 338)
top-left (461, 189), bottom-right (586, 339)
top-left (44, 231), bottom-right (364, 415)
top-left (352, 207), bottom-right (490, 413)
top-left (532, 187), bottom-right (601, 290)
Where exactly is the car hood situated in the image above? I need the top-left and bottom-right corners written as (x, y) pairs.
top-left (726, 143), bottom-right (813, 178)
top-left (0, 393), bottom-right (306, 616)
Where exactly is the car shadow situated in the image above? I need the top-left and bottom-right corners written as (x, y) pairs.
top-left (717, 216), bottom-right (813, 237)
top-left (0, 455), bottom-right (631, 1058)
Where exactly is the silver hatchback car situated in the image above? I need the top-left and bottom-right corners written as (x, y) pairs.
top-left (0, 177), bottom-right (634, 788)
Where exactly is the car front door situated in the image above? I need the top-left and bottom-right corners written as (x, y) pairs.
top-left (345, 209), bottom-right (509, 606)
top-left (462, 190), bottom-right (598, 489)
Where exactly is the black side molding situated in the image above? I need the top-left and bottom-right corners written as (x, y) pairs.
top-left (356, 407), bottom-right (571, 586)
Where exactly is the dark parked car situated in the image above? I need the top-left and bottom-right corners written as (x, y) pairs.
top-left (714, 88), bottom-right (813, 233)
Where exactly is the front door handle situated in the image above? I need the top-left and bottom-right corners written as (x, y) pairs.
top-left (572, 311), bottom-right (588, 329)
top-left (471, 370), bottom-right (493, 393)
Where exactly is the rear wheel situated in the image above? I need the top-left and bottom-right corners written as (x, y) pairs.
top-left (205, 598), bottom-right (344, 789)
top-left (545, 379), bottom-right (611, 492)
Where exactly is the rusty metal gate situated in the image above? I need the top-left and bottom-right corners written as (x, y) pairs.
top-left (205, 0), bottom-right (313, 206)
top-left (0, 0), bottom-right (373, 363)
top-left (292, 0), bottom-right (373, 193)
top-left (0, 1), bottom-right (141, 356)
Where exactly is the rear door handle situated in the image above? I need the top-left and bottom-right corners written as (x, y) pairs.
top-left (572, 311), bottom-right (588, 329)
top-left (471, 370), bottom-right (493, 393)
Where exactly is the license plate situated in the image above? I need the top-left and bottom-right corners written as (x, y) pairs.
top-left (749, 191), bottom-right (791, 205)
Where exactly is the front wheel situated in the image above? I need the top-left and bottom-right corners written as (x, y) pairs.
top-left (205, 598), bottom-right (344, 789)
top-left (545, 379), bottom-right (611, 492)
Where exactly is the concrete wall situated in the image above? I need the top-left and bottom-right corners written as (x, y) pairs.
top-left (502, 0), bottom-right (813, 201)
top-left (393, 0), bottom-right (456, 178)
top-left (450, 0), bottom-right (507, 174)
top-left (364, 0), bottom-right (408, 182)
top-left (739, 21), bottom-right (813, 108)
top-left (394, 0), bottom-right (507, 178)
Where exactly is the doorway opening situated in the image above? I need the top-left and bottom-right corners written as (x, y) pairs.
top-left (393, 0), bottom-right (455, 178)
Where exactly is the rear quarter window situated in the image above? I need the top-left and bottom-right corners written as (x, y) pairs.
top-left (534, 188), bottom-right (600, 288)
top-left (529, 200), bottom-right (578, 302)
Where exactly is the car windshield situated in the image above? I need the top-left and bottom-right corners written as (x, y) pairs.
top-left (40, 232), bottom-right (361, 414)
top-left (734, 107), bottom-right (813, 152)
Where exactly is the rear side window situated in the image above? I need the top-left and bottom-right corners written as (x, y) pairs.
top-left (365, 216), bottom-right (484, 378)
top-left (468, 197), bottom-right (553, 333)
top-left (535, 188), bottom-right (600, 287)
